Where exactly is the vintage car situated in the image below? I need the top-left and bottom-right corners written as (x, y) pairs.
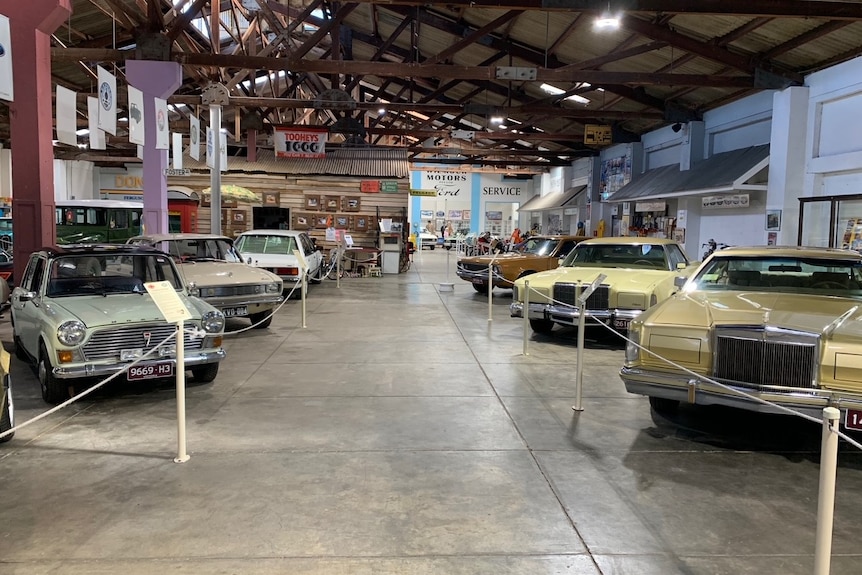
top-left (235, 229), bottom-right (324, 290)
top-left (10, 245), bottom-right (226, 404)
top-left (456, 235), bottom-right (586, 294)
top-left (128, 233), bottom-right (283, 329)
top-left (416, 228), bottom-right (438, 250)
top-left (621, 245), bottom-right (862, 424)
top-left (510, 237), bottom-right (692, 335)
top-left (0, 346), bottom-right (12, 443)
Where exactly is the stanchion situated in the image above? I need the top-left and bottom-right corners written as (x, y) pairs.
top-left (336, 247), bottom-right (342, 289)
top-left (301, 270), bottom-right (307, 328)
top-left (522, 280), bottom-right (530, 356)
top-left (174, 320), bottom-right (189, 463)
top-left (439, 241), bottom-right (455, 292)
top-left (487, 261), bottom-right (493, 322)
top-left (814, 406), bottom-right (841, 575)
top-left (573, 285), bottom-right (586, 412)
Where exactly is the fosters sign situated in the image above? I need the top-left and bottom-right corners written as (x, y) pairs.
top-left (274, 126), bottom-right (328, 158)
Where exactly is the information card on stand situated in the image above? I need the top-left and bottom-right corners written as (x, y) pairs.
top-left (144, 281), bottom-right (191, 323)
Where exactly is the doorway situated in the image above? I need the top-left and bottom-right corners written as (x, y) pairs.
top-left (253, 207), bottom-right (290, 230)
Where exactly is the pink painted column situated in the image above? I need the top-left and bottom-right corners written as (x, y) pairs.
top-left (126, 61), bottom-right (182, 235)
top-left (7, 0), bottom-right (72, 283)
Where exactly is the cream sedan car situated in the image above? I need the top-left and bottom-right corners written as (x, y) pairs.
top-left (621, 246), bottom-right (862, 423)
top-left (235, 229), bottom-right (324, 290)
top-left (510, 237), bottom-right (692, 335)
top-left (129, 234), bottom-right (283, 329)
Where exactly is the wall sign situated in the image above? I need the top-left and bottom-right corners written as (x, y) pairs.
top-left (702, 194), bottom-right (750, 209)
top-left (273, 126), bottom-right (327, 158)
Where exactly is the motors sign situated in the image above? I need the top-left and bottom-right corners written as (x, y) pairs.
top-left (274, 126), bottom-right (328, 159)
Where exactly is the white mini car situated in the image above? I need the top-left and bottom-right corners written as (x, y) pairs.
top-left (235, 229), bottom-right (324, 290)
top-left (416, 228), bottom-right (438, 250)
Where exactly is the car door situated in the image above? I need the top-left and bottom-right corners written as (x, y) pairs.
top-left (12, 254), bottom-right (46, 357)
top-left (300, 233), bottom-right (322, 274)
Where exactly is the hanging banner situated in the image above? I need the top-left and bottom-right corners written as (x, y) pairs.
top-left (0, 15), bottom-right (13, 102)
top-left (55, 85), bottom-right (78, 146)
top-left (206, 127), bottom-right (227, 171)
top-left (273, 126), bottom-right (327, 158)
top-left (87, 97), bottom-right (106, 150)
top-left (97, 65), bottom-right (117, 135)
top-left (189, 116), bottom-right (200, 161)
top-left (172, 133), bottom-right (183, 169)
top-left (155, 97), bottom-right (169, 150)
top-left (127, 86), bottom-right (144, 145)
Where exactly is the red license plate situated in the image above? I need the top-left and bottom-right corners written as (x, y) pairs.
top-left (128, 362), bottom-right (174, 381)
top-left (613, 319), bottom-right (630, 330)
top-left (845, 409), bottom-right (862, 431)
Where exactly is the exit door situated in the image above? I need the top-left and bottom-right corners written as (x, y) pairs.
top-left (253, 207), bottom-right (291, 230)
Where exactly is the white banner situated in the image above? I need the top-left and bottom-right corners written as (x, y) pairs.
top-left (87, 97), bottom-right (106, 150)
top-left (189, 116), bottom-right (200, 160)
top-left (206, 127), bottom-right (227, 171)
top-left (127, 86), bottom-right (144, 145)
top-left (55, 85), bottom-right (78, 146)
top-left (172, 133), bottom-right (183, 169)
top-left (97, 65), bottom-right (117, 135)
top-left (273, 126), bottom-right (327, 158)
top-left (0, 16), bottom-right (13, 102)
top-left (155, 97), bottom-right (169, 150)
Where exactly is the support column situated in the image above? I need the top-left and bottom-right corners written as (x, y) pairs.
top-left (768, 86), bottom-right (810, 245)
top-left (126, 61), bottom-right (182, 235)
top-left (7, 0), bottom-right (72, 283)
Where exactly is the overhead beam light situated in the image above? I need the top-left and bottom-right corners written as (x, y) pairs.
top-left (594, 15), bottom-right (621, 29)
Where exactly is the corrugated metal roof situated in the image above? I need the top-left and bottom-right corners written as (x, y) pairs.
top-left (607, 145), bottom-right (770, 202)
top-left (182, 147), bottom-right (410, 178)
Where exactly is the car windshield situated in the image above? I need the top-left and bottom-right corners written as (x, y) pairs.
top-left (691, 256), bottom-right (862, 296)
top-left (160, 238), bottom-right (241, 262)
top-left (46, 254), bottom-right (182, 297)
top-left (562, 243), bottom-right (670, 270)
top-left (235, 234), bottom-right (298, 255)
top-left (518, 238), bottom-right (559, 256)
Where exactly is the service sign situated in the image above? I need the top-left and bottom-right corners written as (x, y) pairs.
top-left (274, 126), bottom-right (327, 159)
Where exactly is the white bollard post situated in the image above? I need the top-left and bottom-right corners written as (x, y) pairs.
top-left (487, 262), bottom-right (493, 322)
top-left (522, 280), bottom-right (530, 356)
top-left (174, 320), bottom-right (189, 463)
top-left (336, 248), bottom-right (342, 289)
top-left (814, 406), bottom-right (841, 575)
top-left (573, 285), bottom-right (586, 412)
top-left (301, 270), bottom-right (307, 328)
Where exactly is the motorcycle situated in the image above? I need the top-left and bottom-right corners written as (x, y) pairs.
top-left (702, 239), bottom-right (730, 259)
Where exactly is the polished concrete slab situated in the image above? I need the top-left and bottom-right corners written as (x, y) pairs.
top-left (2, 247), bottom-right (862, 574)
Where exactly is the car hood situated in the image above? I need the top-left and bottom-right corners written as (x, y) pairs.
top-left (462, 253), bottom-right (552, 265)
top-left (517, 266), bottom-right (677, 290)
top-left (648, 291), bottom-right (862, 338)
top-left (177, 261), bottom-right (280, 286)
top-left (46, 293), bottom-right (202, 327)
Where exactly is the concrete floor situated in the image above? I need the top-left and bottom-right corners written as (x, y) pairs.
top-left (2, 247), bottom-right (862, 574)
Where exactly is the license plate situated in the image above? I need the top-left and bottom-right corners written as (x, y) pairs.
top-left (223, 306), bottom-right (249, 317)
top-left (613, 318), bottom-right (630, 330)
top-left (846, 409), bottom-right (862, 431)
top-left (471, 278), bottom-right (486, 285)
top-left (128, 362), bottom-right (174, 381)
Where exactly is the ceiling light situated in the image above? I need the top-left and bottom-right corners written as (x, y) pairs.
top-left (594, 15), bottom-right (621, 29)
top-left (378, 108), bottom-right (386, 115)
top-left (490, 116), bottom-right (504, 124)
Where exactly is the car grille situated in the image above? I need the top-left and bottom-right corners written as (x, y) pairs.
top-left (712, 328), bottom-right (818, 389)
top-left (458, 262), bottom-right (489, 273)
top-left (553, 283), bottom-right (610, 310)
top-left (202, 284), bottom-right (264, 297)
top-left (83, 323), bottom-right (204, 361)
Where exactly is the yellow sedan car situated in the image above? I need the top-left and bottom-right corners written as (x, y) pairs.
top-left (621, 245), bottom-right (862, 423)
top-left (510, 237), bottom-right (692, 335)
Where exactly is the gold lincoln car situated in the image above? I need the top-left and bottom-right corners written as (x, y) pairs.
top-left (621, 245), bottom-right (862, 427)
top-left (510, 237), bottom-right (692, 335)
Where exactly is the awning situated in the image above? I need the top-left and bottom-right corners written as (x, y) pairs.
top-left (606, 145), bottom-right (769, 203)
top-left (519, 185), bottom-right (586, 211)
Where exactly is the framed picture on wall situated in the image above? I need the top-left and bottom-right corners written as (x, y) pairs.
top-left (335, 215), bottom-right (350, 229)
top-left (294, 213), bottom-right (310, 228)
top-left (315, 215), bottom-right (329, 229)
top-left (354, 216), bottom-right (368, 232)
top-left (305, 195), bottom-right (320, 210)
top-left (343, 196), bottom-right (361, 212)
top-left (262, 191), bottom-right (279, 206)
top-left (232, 210), bottom-right (245, 223)
top-left (766, 209), bottom-right (782, 231)
top-left (324, 195), bottom-right (340, 212)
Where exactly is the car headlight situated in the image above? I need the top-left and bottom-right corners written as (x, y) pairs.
top-left (202, 310), bottom-right (225, 333)
top-left (266, 282), bottom-right (280, 293)
top-left (625, 328), bottom-right (640, 363)
top-left (57, 320), bottom-right (86, 346)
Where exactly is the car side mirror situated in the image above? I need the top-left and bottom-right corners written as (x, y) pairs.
top-left (674, 276), bottom-right (687, 289)
top-left (19, 291), bottom-right (36, 302)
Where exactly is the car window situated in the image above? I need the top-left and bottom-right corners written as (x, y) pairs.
top-left (692, 256), bottom-right (862, 295)
top-left (521, 238), bottom-right (557, 255)
top-left (45, 254), bottom-right (182, 297)
top-left (30, 257), bottom-right (46, 295)
top-left (235, 234), bottom-right (298, 255)
top-left (563, 243), bottom-right (668, 269)
top-left (557, 241), bottom-right (577, 258)
top-left (162, 239), bottom-right (241, 262)
top-left (666, 244), bottom-right (689, 268)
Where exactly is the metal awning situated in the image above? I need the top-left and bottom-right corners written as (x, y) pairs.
top-left (606, 145), bottom-right (769, 203)
top-left (519, 185), bottom-right (587, 211)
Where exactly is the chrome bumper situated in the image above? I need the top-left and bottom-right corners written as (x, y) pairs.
top-left (457, 269), bottom-right (510, 287)
top-left (203, 295), bottom-right (283, 309)
top-left (509, 301), bottom-right (641, 327)
top-left (619, 365), bottom-right (862, 418)
top-left (52, 349), bottom-right (227, 380)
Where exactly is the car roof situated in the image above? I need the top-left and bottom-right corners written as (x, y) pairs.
top-left (577, 237), bottom-right (681, 246)
top-left (237, 229), bottom-right (306, 237)
top-left (130, 233), bottom-right (233, 243)
top-left (39, 244), bottom-right (166, 256)
top-left (711, 245), bottom-right (862, 260)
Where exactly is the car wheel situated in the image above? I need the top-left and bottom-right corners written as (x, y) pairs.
top-left (529, 319), bottom-right (555, 335)
top-left (249, 311), bottom-right (273, 329)
top-left (39, 343), bottom-right (69, 405)
top-left (0, 386), bottom-right (13, 443)
top-left (648, 396), bottom-right (680, 414)
top-left (472, 283), bottom-right (489, 294)
top-left (191, 363), bottom-right (220, 383)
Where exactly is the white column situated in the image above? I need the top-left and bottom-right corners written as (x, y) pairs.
top-left (768, 86), bottom-right (810, 245)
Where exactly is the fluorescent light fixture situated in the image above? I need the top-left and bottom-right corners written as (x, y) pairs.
top-left (378, 108), bottom-right (386, 115)
top-left (540, 83), bottom-right (590, 105)
top-left (594, 13), bottom-right (621, 29)
top-left (76, 128), bottom-right (90, 136)
top-left (490, 116), bottom-right (504, 123)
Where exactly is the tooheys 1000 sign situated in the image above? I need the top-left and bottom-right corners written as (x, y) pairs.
top-left (274, 126), bottom-right (328, 159)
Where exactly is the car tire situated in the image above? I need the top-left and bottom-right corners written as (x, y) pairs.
top-left (249, 311), bottom-right (273, 329)
top-left (648, 396), bottom-right (680, 414)
top-left (0, 387), bottom-right (13, 443)
top-left (191, 363), bottom-right (219, 383)
top-left (39, 343), bottom-right (68, 405)
top-left (529, 319), bottom-right (554, 334)
top-left (472, 283), bottom-right (489, 294)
